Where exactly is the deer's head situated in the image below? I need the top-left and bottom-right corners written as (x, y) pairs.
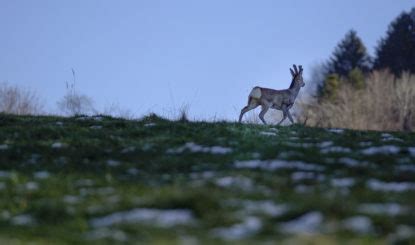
top-left (290, 64), bottom-right (305, 88)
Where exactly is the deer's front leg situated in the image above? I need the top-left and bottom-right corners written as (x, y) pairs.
top-left (287, 110), bottom-right (294, 124)
top-left (277, 105), bottom-right (288, 126)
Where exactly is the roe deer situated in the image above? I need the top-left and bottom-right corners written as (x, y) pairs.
top-left (239, 64), bottom-right (305, 125)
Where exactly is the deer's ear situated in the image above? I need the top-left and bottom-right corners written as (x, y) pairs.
top-left (299, 65), bottom-right (303, 74)
top-left (290, 68), bottom-right (295, 77)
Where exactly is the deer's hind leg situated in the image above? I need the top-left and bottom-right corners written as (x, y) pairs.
top-left (277, 105), bottom-right (289, 126)
top-left (259, 104), bottom-right (270, 125)
top-left (239, 99), bottom-right (259, 123)
top-left (287, 110), bottom-right (294, 124)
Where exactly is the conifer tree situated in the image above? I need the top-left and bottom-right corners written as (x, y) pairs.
top-left (374, 8), bottom-right (415, 76)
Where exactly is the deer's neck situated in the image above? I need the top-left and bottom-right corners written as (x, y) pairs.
top-left (288, 84), bottom-right (301, 99)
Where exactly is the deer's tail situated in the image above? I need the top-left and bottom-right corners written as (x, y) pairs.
top-left (248, 87), bottom-right (261, 104)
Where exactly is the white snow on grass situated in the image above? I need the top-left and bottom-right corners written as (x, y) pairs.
top-left (215, 176), bottom-right (253, 190)
top-left (381, 133), bottom-right (403, 142)
top-left (51, 142), bottom-right (65, 149)
top-left (259, 131), bottom-right (277, 136)
top-left (321, 146), bottom-right (351, 154)
top-left (342, 216), bottom-right (373, 234)
top-left (127, 168), bottom-right (139, 175)
top-left (25, 182), bottom-right (39, 191)
top-left (234, 159), bottom-right (324, 172)
top-left (279, 211), bottom-right (323, 234)
top-left (144, 123), bottom-right (156, 127)
top-left (11, 214), bottom-right (35, 226)
top-left (358, 203), bottom-right (408, 216)
top-left (211, 216), bottom-right (262, 240)
top-left (0, 144), bottom-right (8, 150)
top-left (240, 200), bottom-right (288, 217)
top-left (291, 171), bottom-right (325, 182)
top-left (396, 164), bottom-right (415, 172)
top-left (331, 178), bottom-right (355, 188)
top-left (90, 125), bottom-right (102, 129)
top-left (367, 179), bottom-right (415, 192)
top-left (337, 157), bottom-right (361, 167)
top-left (318, 141), bottom-right (334, 148)
top-left (34, 171), bottom-right (50, 179)
top-left (327, 128), bottom-right (344, 134)
top-left (90, 208), bottom-right (195, 228)
top-left (107, 159), bottom-right (120, 167)
top-left (167, 142), bottom-right (232, 154)
top-left (361, 145), bottom-right (400, 155)
top-left (63, 195), bottom-right (82, 204)
top-left (74, 179), bottom-right (95, 187)
top-left (408, 147), bottom-right (415, 156)
top-left (0, 171), bottom-right (11, 178)
top-left (121, 146), bottom-right (136, 154)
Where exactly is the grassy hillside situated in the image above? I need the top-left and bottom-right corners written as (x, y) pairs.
top-left (0, 114), bottom-right (414, 244)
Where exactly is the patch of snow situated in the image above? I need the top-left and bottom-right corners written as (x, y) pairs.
top-left (342, 216), bottom-right (373, 234)
top-left (294, 185), bottom-right (314, 193)
top-left (75, 179), bottom-right (95, 187)
top-left (25, 182), bottom-right (39, 191)
top-left (279, 211), bottom-right (323, 234)
top-left (56, 121), bottom-right (64, 126)
top-left (90, 125), bottom-right (102, 129)
top-left (359, 141), bottom-right (372, 147)
top-left (0, 144), bottom-right (8, 150)
top-left (318, 141), bottom-right (334, 148)
top-left (190, 171), bottom-right (215, 179)
top-left (331, 178), bottom-right (355, 188)
top-left (358, 203), bottom-right (408, 216)
top-left (259, 131), bottom-right (277, 136)
top-left (90, 208), bottom-right (195, 228)
top-left (63, 195), bottom-right (82, 204)
top-left (408, 147), bottom-right (415, 156)
top-left (127, 168), bottom-right (139, 175)
top-left (144, 123), bottom-right (156, 127)
top-left (321, 146), bottom-right (351, 154)
top-left (211, 216), bottom-right (262, 240)
top-left (361, 145), bottom-right (400, 155)
top-left (215, 176), bottom-right (253, 190)
top-left (0, 171), bottom-right (11, 178)
top-left (337, 157), bottom-right (360, 167)
top-left (328, 128), bottom-right (344, 134)
top-left (51, 142), bottom-right (65, 149)
top-left (396, 164), bottom-right (415, 172)
top-left (291, 172), bottom-right (325, 182)
top-left (167, 142), bottom-right (232, 154)
top-left (234, 159), bottom-right (324, 171)
top-left (240, 200), bottom-right (288, 217)
top-left (107, 159), bottom-right (120, 167)
top-left (34, 171), bottom-right (50, 179)
top-left (11, 214), bottom-right (35, 226)
top-left (121, 146), bottom-right (136, 154)
top-left (381, 133), bottom-right (403, 142)
top-left (367, 179), bottom-right (415, 192)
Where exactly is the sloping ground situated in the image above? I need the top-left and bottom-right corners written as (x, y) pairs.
top-left (0, 114), bottom-right (414, 244)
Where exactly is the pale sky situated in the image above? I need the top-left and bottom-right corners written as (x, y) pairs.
top-left (1, 1), bottom-right (413, 120)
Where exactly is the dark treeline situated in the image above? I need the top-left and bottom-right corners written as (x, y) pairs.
top-left (316, 7), bottom-right (415, 101)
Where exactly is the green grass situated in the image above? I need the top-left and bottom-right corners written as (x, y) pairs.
top-left (0, 113), bottom-right (414, 244)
